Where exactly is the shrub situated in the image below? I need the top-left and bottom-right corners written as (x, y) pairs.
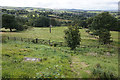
top-left (2, 37), bottom-right (7, 43)
top-left (92, 64), bottom-right (117, 79)
top-left (16, 25), bottom-right (29, 31)
top-left (64, 25), bottom-right (81, 50)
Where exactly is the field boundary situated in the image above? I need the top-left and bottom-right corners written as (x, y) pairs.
top-left (2, 36), bottom-right (65, 47)
top-left (2, 36), bottom-right (117, 49)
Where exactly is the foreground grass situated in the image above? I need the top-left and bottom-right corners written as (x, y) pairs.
top-left (2, 41), bottom-right (73, 78)
top-left (2, 40), bottom-right (118, 78)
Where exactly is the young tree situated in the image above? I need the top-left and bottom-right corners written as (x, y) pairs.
top-left (64, 25), bottom-right (81, 50)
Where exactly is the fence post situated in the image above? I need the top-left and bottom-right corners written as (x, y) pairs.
top-left (28, 38), bottom-right (30, 42)
top-left (60, 42), bottom-right (63, 46)
top-left (21, 38), bottom-right (23, 41)
top-left (14, 37), bottom-right (16, 41)
top-left (8, 37), bottom-right (9, 40)
top-left (36, 38), bottom-right (38, 43)
top-left (49, 40), bottom-right (50, 45)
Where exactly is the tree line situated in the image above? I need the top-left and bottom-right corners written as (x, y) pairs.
top-left (2, 14), bottom-right (60, 31)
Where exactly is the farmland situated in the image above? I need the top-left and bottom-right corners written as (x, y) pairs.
top-left (1, 27), bottom-right (119, 78)
top-left (1, 5), bottom-right (119, 79)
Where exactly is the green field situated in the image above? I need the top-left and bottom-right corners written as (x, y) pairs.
top-left (1, 27), bottom-right (119, 78)
top-left (1, 27), bottom-right (118, 42)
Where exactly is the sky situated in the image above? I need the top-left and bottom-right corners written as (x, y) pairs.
top-left (0, 0), bottom-right (119, 10)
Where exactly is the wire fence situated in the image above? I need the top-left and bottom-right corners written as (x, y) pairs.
top-left (2, 36), bottom-right (66, 47)
top-left (1, 36), bottom-right (116, 49)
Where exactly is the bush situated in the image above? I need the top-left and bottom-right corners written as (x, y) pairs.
top-left (2, 37), bottom-right (7, 43)
top-left (16, 25), bottom-right (29, 31)
top-left (64, 25), bottom-right (81, 50)
top-left (92, 64), bottom-right (117, 79)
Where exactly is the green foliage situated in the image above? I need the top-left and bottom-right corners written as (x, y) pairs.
top-left (90, 12), bottom-right (117, 31)
top-left (92, 64), bottom-right (117, 79)
top-left (15, 16), bottom-right (28, 25)
top-left (2, 14), bottom-right (17, 31)
top-left (34, 16), bottom-right (50, 27)
top-left (50, 18), bottom-right (57, 26)
top-left (88, 12), bottom-right (117, 44)
top-left (98, 29), bottom-right (112, 44)
top-left (72, 19), bottom-right (87, 28)
top-left (64, 25), bottom-right (81, 50)
top-left (15, 16), bottom-right (29, 31)
top-left (86, 17), bottom-right (94, 29)
top-left (16, 25), bottom-right (30, 31)
top-left (2, 14), bottom-right (29, 31)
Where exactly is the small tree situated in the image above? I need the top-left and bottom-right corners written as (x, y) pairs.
top-left (64, 25), bottom-right (81, 50)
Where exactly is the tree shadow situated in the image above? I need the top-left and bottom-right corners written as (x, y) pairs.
top-left (0, 30), bottom-right (17, 32)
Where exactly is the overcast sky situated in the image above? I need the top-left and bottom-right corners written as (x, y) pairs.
top-left (0, 0), bottom-right (119, 10)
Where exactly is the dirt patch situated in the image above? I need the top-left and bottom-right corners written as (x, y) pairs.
top-left (81, 62), bottom-right (89, 67)
top-left (70, 56), bottom-right (90, 77)
top-left (85, 70), bottom-right (91, 74)
top-left (86, 52), bottom-right (97, 56)
top-left (0, 32), bottom-right (5, 34)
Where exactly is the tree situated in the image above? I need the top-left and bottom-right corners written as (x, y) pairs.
top-left (89, 12), bottom-right (117, 44)
top-left (86, 17), bottom-right (94, 29)
top-left (15, 16), bottom-right (28, 25)
top-left (90, 12), bottom-right (117, 31)
top-left (98, 29), bottom-right (111, 44)
top-left (2, 14), bottom-right (29, 31)
top-left (64, 25), bottom-right (81, 50)
top-left (2, 14), bottom-right (17, 32)
top-left (50, 18), bottom-right (57, 26)
top-left (34, 16), bottom-right (50, 27)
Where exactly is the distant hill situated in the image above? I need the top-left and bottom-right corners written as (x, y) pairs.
top-left (0, 6), bottom-right (118, 12)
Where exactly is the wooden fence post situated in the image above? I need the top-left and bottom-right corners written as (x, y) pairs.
top-left (49, 40), bottom-right (50, 45)
top-left (14, 37), bottom-right (16, 41)
top-left (21, 38), bottom-right (23, 41)
top-left (8, 37), bottom-right (9, 40)
top-left (36, 38), bottom-right (38, 43)
top-left (60, 42), bottom-right (63, 46)
top-left (28, 38), bottom-right (30, 42)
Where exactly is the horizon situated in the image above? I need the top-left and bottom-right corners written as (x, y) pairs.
top-left (0, 6), bottom-right (118, 11)
top-left (0, 0), bottom-right (119, 10)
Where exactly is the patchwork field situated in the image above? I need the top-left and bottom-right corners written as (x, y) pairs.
top-left (1, 27), bottom-right (119, 78)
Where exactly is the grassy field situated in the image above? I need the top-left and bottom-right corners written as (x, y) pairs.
top-left (1, 27), bottom-right (118, 42)
top-left (1, 26), bottom-right (119, 78)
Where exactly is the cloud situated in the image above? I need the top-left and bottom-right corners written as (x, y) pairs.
top-left (0, 0), bottom-right (119, 10)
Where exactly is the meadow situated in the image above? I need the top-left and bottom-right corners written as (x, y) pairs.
top-left (1, 26), bottom-right (119, 78)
